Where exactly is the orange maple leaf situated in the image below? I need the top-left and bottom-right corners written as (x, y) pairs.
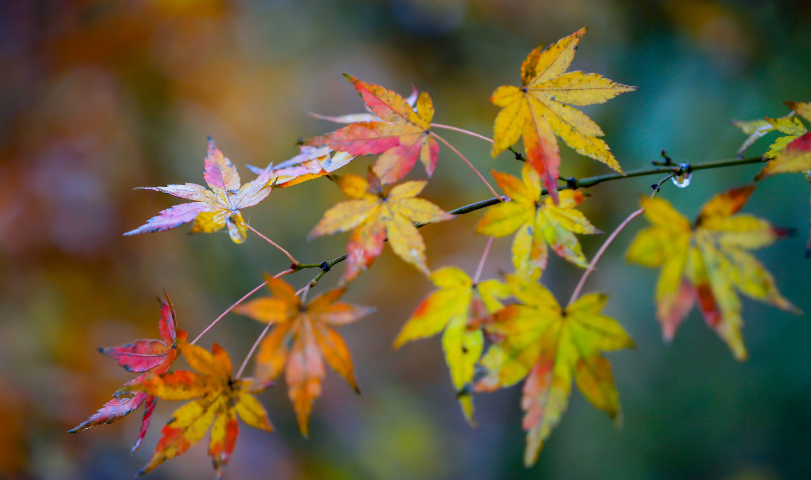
top-left (309, 169), bottom-right (454, 283)
top-left (69, 293), bottom-right (186, 453)
top-left (233, 275), bottom-right (374, 436)
top-left (128, 343), bottom-right (273, 478)
top-left (306, 75), bottom-right (440, 185)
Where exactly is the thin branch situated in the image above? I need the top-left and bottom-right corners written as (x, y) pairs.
top-left (473, 236), bottom-right (495, 284)
top-left (431, 123), bottom-right (494, 144)
top-left (431, 132), bottom-right (503, 201)
top-left (567, 208), bottom-right (645, 307)
top-left (568, 156), bottom-right (763, 191)
top-left (246, 224), bottom-right (299, 265)
top-left (189, 268), bottom-right (295, 345)
top-left (236, 322), bottom-right (272, 379)
top-left (422, 121), bottom-right (762, 188)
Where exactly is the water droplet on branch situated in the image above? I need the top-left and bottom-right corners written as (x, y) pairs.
top-left (672, 163), bottom-right (692, 188)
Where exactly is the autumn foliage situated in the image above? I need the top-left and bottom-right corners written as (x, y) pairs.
top-left (68, 28), bottom-right (809, 478)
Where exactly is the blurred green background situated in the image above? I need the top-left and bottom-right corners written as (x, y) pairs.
top-left (1, 0), bottom-right (811, 479)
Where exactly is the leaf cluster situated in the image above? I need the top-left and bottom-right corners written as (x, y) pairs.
top-left (68, 28), bottom-right (807, 478)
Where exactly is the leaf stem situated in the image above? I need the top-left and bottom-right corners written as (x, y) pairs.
top-left (473, 236), bottom-right (495, 284)
top-left (424, 122), bottom-right (523, 161)
top-left (296, 269), bottom-right (330, 296)
top-left (189, 268), bottom-right (295, 345)
top-left (246, 224), bottom-right (299, 265)
top-left (431, 123), bottom-right (494, 144)
top-left (236, 322), bottom-right (272, 379)
top-left (567, 208), bottom-right (645, 307)
top-left (431, 132), bottom-right (503, 201)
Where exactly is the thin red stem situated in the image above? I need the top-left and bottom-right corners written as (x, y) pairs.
top-left (236, 322), bottom-right (272, 379)
top-left (473, 236), bottom-right (495, 284)
top-left (431, 123), bottom-right (494, 144)
top-left (190, 268), bottom-right (295, 345)
top-left (246, 224), bottom-right (299, 265)
top-left (431, 132), bottom-right (502, 201)
top-left (567, 208), bottom-right (645, 307)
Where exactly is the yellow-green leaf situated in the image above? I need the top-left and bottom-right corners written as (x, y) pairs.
top-left (627, 187), bottom-right (800, 360)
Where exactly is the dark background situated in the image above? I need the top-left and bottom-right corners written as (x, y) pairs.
top-left (1, 0), bottom-right (810, 479)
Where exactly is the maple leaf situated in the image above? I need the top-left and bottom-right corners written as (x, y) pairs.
top-left (754, 102), bottom-right (811, 180)
top-left (247, 145), bottom-right (355, 188)
top-left (490, 27), bottom-right (636, 203)
top-left (474, 274), bottom-right (633, 466)
top-left (626, 187), bottom-right (801, 360)
top-left (393, 267), bottom-right (509, 423)
top-left (309, 169), bottom-right (454, 283)
top-left (69, 293), bottom-right (187, 453)
top-left (306, 75), bottom-right (440, 185)
top-left (731, 111), bottom-right (805, 159)
top-left (475, 162), bottom-right (601, 278)
top-left (125, 137), bottom-right (276, 244)
top-left (735, 102), bottom-right (811, 256)
top-left (307, 83), bottom-right (420, 125)
top-left (233, 275), bottom-right (374, 436)
top-left (128, 343), bottom-right (273, 478)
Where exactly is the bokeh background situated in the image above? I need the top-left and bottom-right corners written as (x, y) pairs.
top-left (2, 0), bottom-right (811, 479)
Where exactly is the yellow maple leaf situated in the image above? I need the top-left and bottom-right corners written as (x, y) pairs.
top-left (309, 169), bottom-right (454, 283)
top-left (474, 274), bottom-right (633, 466)
top-left (233, 275), bottom-right (374, 436)
top-left (476, 162), bottom-right (601, 279)
top-left (626, 186), bottom-right (801, 360)
top-left (393, 267), bottom-right (509, 424)
top-left (490, 27), bottom-right (636, 203)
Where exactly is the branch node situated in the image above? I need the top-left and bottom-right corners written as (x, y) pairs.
top-left (508, 146), bottom-right (525, 161)
top-left (676, 163), bottom-right (692, 175)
